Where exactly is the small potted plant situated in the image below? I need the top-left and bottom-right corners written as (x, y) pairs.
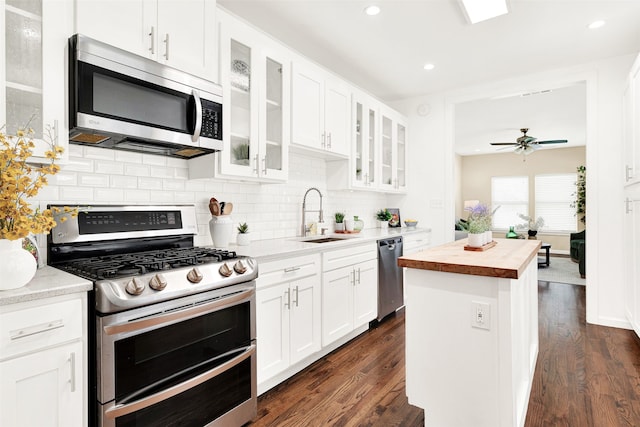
top-left (517, 214), bottom-right (544, 239)
top-left (376, 209), bottom-right (392, 228)
top-left (334, 212), bottom-right (345, 232)
top-left (236, 222), bottom-right (250, 246)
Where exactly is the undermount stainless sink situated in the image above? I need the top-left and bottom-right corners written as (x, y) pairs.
top-left (301, 237), bottom-right (347, 243)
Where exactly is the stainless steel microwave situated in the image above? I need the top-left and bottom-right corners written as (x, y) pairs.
top-left (68, 34), bottom-right (222, 159)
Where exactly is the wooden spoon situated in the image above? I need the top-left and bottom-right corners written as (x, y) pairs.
top-left (222, 202), bottom-right (233, 215)
top-left (209, 198), bottom-right (220, 216)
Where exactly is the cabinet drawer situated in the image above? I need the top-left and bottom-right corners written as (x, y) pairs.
top-left (322, 243), bottom-right (377, 272)
top-left (403, 232), bottom-right (431, 255)
top-left (0, 297), bottom-right (83, 360)
top-left (257, 254), bottom-right (321, 289)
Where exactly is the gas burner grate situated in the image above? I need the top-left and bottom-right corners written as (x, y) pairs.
top-left (56, 247), bottom-right (239, 280)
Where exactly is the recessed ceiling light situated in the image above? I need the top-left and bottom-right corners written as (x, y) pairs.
top-left (460, 0), bottom-right (508, 24)
top-left (423, 63), bottom-right (435, 71)
top-left (588, 20), bottom-right (605, 29)
top-left (364, 5), bottom-right (380, 16)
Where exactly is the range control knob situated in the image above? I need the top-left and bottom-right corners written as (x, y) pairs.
top-left (219, 263), bottom-right (233, 277)
top-left (233, 260), bottom-right (247, 274)
top-left (149, 273), bottom-right (168, 291)
top-left (125, 277), bottom-right (145, 295)
top-left (187, 267), bottom-right (203, 283)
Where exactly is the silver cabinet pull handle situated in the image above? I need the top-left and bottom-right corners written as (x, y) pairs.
top-left (284, 288), bottom-right (290, 309)
top-left (149, 26), bottom-right (155, 54)
top-left (327, 132), bottom-right (332, 149)
top-left (163, 33), bottom-right (169, 60)
top-left (626, 198), bottom-right (633, 214)
top-left (321, 132), bottom-right (326, 148)
top-left (262, 156), bottom-right (267, 175)
top-left (253, 154), bottom-right (259, 175)
top-left (293, 286), bottom-right (299, 307)
top-left (284, 266), bottom-right (300, 273)
top-left (10, 319), bottom-right (64, 340)
top-left (357, 268), bottom-right (361, 284)
top-left (626, 165), bottom-right (634, 182)
top-left (69, 352), bottom-right (77, 392)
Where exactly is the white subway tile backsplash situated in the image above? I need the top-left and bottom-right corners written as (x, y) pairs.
top-left (110, 175), bottom-right (138, 189)
top-left (95, 160), bottom-right (125, 175)
top-left (142, 154), bottom-right (167, 166)
top-left (115, 151), bottom-right (143, 163)
top-left (79, 173), bottom-right (110, 187)
top-left (124, 189), bottom-right (151, 202)
top-left (124, 163), bottom-right (151, 177)
top-left (63, 158), bottom-right (94, 173)
top-left (84, 146), bottom-right (116, 160)
top-left (138, 177), bottom-right (163, 190)
top-left (37, 150), bottom-right (392, 246)
top-left (67, 144), bottom-right (84, 157)
top-left (60, 186), bottom-right (94, 200)
top-left (94, 188), bottom-right (125, 202)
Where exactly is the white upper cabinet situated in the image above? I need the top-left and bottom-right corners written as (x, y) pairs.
top-left (75, 0), bottom-right (217, 81)
top-left (1, 0), bottom-right (72, 162)
top-left (351, 92), bottom-right (378, 189)
top-left (291, 60), bottom-right (350, 157)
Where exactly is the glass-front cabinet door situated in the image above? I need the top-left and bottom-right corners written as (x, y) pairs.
top-left (352, 92), bottom-right (377, 189)
top-left (379, 107), bottom-right (407, 193)
top-left (217, 10), bottom-right (288, 182)
top-left (1, 0), bottom-right (71, 161)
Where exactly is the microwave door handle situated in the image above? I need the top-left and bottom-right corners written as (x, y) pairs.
top-left (191, 89), bottom-right (202, 142)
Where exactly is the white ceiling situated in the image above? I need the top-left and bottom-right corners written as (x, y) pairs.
top-left (219, 0), bottom-right (640, 155)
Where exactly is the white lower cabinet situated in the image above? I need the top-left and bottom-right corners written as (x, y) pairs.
top-left (256, 254), bottom-right (321, 391)
top-left (0, 293), bottom-right (87, 427)
top-left (402, 231), bottom-right (431, 256)
top-left (322, 243), bottom-right (378, 346)
top-left (0, 341), bottom-right (83, 427)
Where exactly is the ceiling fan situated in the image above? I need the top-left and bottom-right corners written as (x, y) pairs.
top-left (490, 128), bottom-right (568, 155)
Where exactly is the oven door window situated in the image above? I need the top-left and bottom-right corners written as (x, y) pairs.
top-left (115, 357), bottom-right (253, 427)
top-left (114, 301), bottom-right (251, 402)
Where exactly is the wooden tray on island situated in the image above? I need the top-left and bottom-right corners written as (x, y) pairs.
top-left (335, 230), bottom-right (361, 234)
top-left (464, 240), bottom-right (497, 251)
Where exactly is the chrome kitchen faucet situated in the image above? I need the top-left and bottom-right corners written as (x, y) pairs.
top-left (301, 187), bottom-right (324, 236)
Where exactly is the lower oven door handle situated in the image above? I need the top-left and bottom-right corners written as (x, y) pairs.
top-left (103, 287), bottom-right (255, 336)
top-left (104, 343), bottom-right (256, 419)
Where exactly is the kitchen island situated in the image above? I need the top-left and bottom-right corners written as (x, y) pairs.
top-left (398, 238), bottom-right (541, 427)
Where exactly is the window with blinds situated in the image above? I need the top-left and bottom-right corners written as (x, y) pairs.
top-left (491, 176), bottom-right (528, 230)
top-left (535, 174), bottom-right (578, 232)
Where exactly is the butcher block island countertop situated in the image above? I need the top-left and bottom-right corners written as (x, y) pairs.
top-left (398, 237), bottom-right (541, 279)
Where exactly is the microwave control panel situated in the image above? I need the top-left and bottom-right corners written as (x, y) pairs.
top-left (201, 99), bottom-right (222, 140)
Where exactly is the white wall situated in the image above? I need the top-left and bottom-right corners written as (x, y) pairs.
top-left (392, 53), bottom-right (637, 329)
top-left (32, 146), bottom-right (389, 249)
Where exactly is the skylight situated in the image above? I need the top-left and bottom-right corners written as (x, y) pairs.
top-left (460, 0), bottom-right (509, 24)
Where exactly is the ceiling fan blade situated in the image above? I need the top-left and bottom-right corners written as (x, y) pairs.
top-left (536, 139), bottom-right (568, 144)
top-left (490, 142), bottom-right (518, 146)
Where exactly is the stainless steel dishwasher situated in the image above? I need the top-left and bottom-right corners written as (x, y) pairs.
top-left (377, 236), bottom-right (404, 321)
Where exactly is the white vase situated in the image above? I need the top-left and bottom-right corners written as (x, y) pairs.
top-left (335, 222), bottom-right (345, 232)
top-left (467, 233), bottom-right (484, 248)
top-left (237, 233), bottom-right (250, 246)
top-left (209, 216), bottom-right (233, 248)
top-left (0, 238), bottom-right (37, 290)
top-left (485, 230), bottom-right (492, 243)
top-left (378, 220), bottom-right (388, 229)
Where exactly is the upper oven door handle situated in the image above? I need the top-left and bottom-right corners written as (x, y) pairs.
top-left (104, 343), bottom-right (256, 419)
top-left (103, 287), bottom-right (255, 336)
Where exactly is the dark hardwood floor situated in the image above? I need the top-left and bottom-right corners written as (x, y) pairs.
top-left (250, 281), bottom-right (640, 426)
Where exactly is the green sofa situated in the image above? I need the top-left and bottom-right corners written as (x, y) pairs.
top-left (570, 230), bottom-right (585, 278)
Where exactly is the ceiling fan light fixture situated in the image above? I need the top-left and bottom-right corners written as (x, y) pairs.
top-left (459, 0), bottom-right (508, 24)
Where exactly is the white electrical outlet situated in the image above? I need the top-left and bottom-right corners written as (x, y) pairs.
top-left (471, 301), bottom-right (491, 330)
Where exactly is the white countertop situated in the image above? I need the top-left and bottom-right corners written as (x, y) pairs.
top-left (0, 226), bottom-right (430, 306)
top-left (0, 266), bottom-right (93, 306)
top-left (219, 227), bottom-right (431, 262)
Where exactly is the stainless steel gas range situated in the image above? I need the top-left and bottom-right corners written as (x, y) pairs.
top-left (47, 205), bottom-right (258, 427)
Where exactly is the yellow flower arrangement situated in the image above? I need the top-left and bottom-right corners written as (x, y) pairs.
top-left (0, 125), bottom-right (77, 240)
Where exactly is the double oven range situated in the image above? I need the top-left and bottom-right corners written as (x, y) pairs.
top-left (47, 205), bottom-right (258, 427)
